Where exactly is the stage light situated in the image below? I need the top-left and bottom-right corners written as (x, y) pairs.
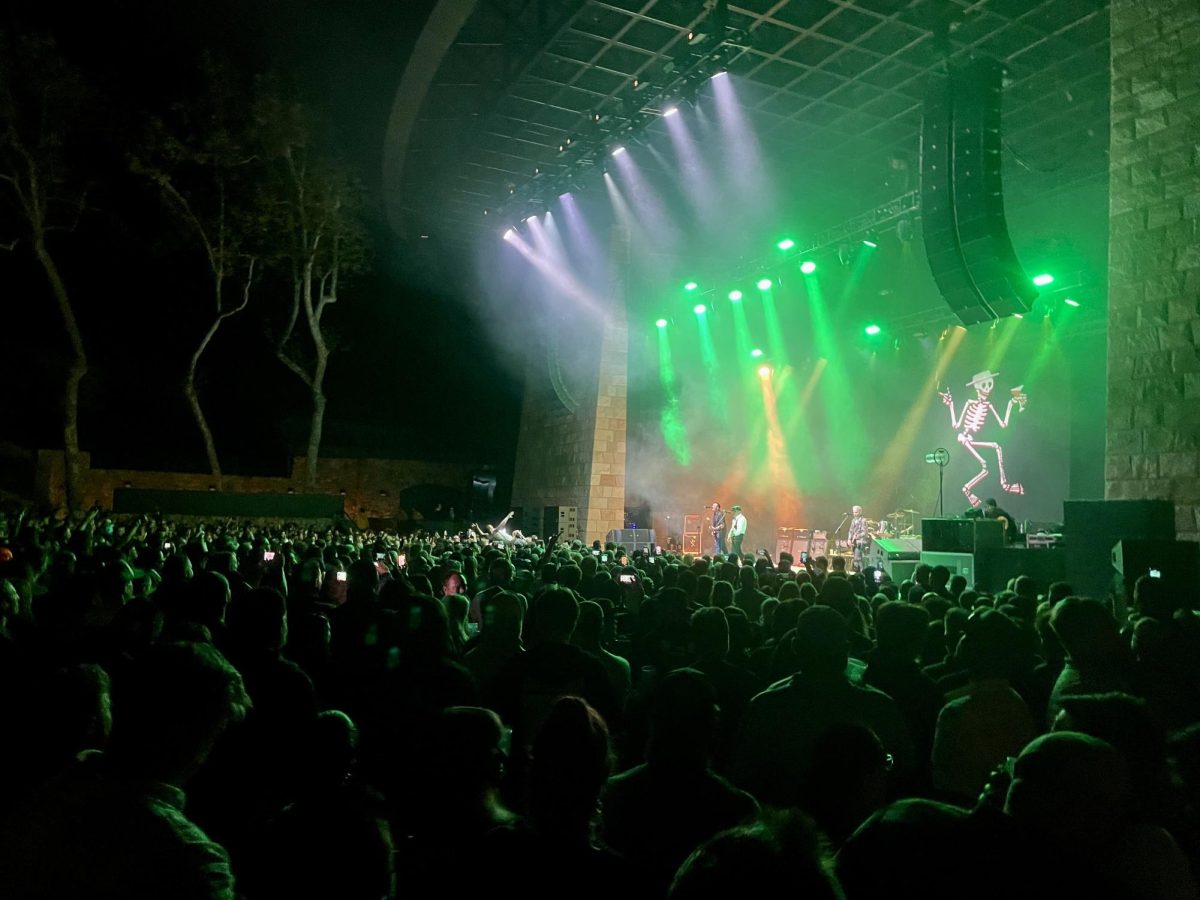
top-left (1032, 273), bottom-right (1054, 286)
top-left (656, 318), bottom-right (668, 328)
top-left (694, 303), bottom-right (707, 314)
top-left (750, 348), bottom-right (763, 358)
top-left (777, 238), bottom-right (795, 251)
top-left (865, 324), bottom-right (881, 336)
top-left (756, 278), bottom-right (772, 291)
top-left (611, 145), bottom-right (626, 157)
top-left (1064, 297), bottom-right (1080, 307)
top-left (757, 365), bottom-right (771, 378)
top-left (713, 69), bottom-right (728, 79)
top-left (503, 228), bottom-right (515, 240)
top-left (1013, 312), bottom-right (1024, 319)
top-left (862, 238), bottom-right (878, 248)
top-left (800, 260), bottom-right (817, 274)
top-left (684, 281), bottom-right (699, 291)
top-left (663, 106), bottom-right (679, 117)
top-left (728, 290), bottom-right (743, 301)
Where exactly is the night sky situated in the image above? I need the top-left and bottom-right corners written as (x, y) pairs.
top-left (0, 0), bottom-right (522, 475)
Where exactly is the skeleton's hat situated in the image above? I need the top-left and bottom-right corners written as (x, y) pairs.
top-left (967, 370), bottom-right (1000, 387)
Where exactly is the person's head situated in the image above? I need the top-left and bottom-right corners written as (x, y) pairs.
top-left (531, 586), bottom-right (579, 644)
top-left (108, 641), bottom-right (250, 784)
top-left (957, 609), bottom-right (1025, 681)
top-left (184, 570), bottom-right (231, 629)
top-left (1051, 596), bottom-right (1122, 663)
top-left (805, 724), bottom-right (891, 844)
top-left (1004, 731), bottom-right (1131, 849)
top-left (738, 566), bottom-right (757, 590)
top-left (480, 590), bottom-right (523, 641)
top-left (691, 607), bottom-right (730, 661)
top-left (435, 706), bottom-right (509, 798)
top-left (948, 574), bottom-right (967, 599)
top-left (711, 580), bottom-right (734, 609)
top-left (648, 668), bottom-right (719, 767)
top-left (1053, 693), bottom-right (1168, 797)
top-left (1133, 574), bottom-right (1177, 621)
top-left (852, 505), bottom-right (863, 516)
top-left (929, 565), bottom-right (950, 590)
top-left (912, 564), bottom-right (931, 587)
top-left (489, 557), bottom-right (515, 587)
top-left (669, 812), bottom-right (842, 900)
top-left (441, 570), bottom-right (467, 597)
top-left (394, 592), bottom-right (453, 659)
top-left (528, 696), bottom-right (610, 837)
top-left (557, 563), bottom-right (583, 591)
top-left (984, 498), bottom-right (998, 513)
top-left (574, 599), bottom-right (604, 647)
top-left (306, 709), bottom-right (359, 788)
top-left (793, 606), bottom-right (849, 677)
top-left (711, 502), bottom-right (721, 513)
top-left (874, 601), bottom-right (930, 661)
top-left (731, 505), bottom-right (741, 516)
top-left (227, 587), bottom-right (288, 653)
top-left (346, 558), bottom-right (380, 604)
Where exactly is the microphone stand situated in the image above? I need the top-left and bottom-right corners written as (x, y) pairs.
top-left (833, 513), bottom-right (849, 538)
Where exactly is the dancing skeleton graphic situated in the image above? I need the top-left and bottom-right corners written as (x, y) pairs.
top-left (939, 370), bottom-right (1028, 507)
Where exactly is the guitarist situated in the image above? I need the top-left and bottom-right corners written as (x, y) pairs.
top-left (710, 501), bottom-right (727, 557)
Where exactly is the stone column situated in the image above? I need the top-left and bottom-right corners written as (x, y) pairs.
top-left (509, 224), bottom-right (629, 544)
top-left (1107, 0), bottom-right (1200, 540)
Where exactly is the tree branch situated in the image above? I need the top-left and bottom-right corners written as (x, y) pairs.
top-left (275, 346), bottom-right (313, 389)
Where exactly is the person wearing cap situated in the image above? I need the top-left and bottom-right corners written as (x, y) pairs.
top-left (729, 506), bottom-right (747, 559)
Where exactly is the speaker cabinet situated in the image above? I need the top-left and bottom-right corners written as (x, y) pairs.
top-left (921, 59), bottom-right (1036, 325)
top-left (922, 517), bottom-right (976, 554)
top-left (1064, 500), bottom-right (1175, 600)
top-left (1112, 539), bottom-right (1199, 600)
top-left (810, 530), bottom-right (829, 557)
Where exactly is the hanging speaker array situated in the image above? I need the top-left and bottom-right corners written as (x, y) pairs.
top-left (921, 59), bottom-right (1037, 326)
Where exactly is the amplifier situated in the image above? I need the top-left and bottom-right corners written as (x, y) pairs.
top-left (810, 530), bottom-right (829, 556)
top-left (870, 537), bottom-right (923, 564)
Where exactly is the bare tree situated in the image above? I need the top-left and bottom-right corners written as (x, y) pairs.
top-left (0, 34), bottom-right (93, 510)
top-left (132, 61), bottom-right (261, 485)
top-left (257, 92), bottom-right (367, 486)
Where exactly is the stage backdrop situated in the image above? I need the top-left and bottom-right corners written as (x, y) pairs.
top-left (626, 292), bottom-right (1104, 547)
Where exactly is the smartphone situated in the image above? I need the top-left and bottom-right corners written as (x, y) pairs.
top-left (757, 548), bottom-right (768, 557)
top-left (375, 552), bottom-right (386, 561)
top-left (592, 549), bottom-right (601, 557)
top-left (655, 545), bottom-right (663, 556)
top-left (619, 573), bottom-right (636, 585)
top-left (600, 553), bottom-right (610, 563)
top-left (874, 569), bottom-right (884, 583)
top-left (162, 541), bottom-right (173, 551)
top-left (1149, 567), bottom-right (1162, 579)
top-left (801, 551), bottom-right (809, 563)
top-left (263, 551), bottom-right (276, 562)
top-left (336, 571), bottom-right (347, 582)
top-left (397, 554), bottom-right (407, 569)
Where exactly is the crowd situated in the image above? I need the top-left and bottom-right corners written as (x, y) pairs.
top-left (1, 504), bottom-right (1199, 898)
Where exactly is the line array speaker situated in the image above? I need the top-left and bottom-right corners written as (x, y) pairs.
top-left (921, 58), bottom-right (1037, 325)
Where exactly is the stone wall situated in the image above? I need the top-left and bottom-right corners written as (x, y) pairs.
top-left (510, 225), bottom-right (629, 545)
top-left (1107, 0), bottom-right (1200, 540)
top-left (33, 450), bottom-right (479, 523)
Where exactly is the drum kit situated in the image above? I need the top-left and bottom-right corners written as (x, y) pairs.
top-left (867, 508), bottom-right (920, 539)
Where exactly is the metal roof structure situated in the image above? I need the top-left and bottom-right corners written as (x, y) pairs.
top-left (386, 0), bottom-right (1110, 249)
